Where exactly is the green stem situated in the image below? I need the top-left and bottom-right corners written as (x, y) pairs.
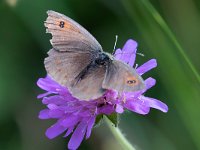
top-left (105, 118), bottom-right (136, 150)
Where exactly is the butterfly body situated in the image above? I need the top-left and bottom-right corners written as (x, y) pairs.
top-left (73, 52), bottom-right (110, 86)
top-left (94, 52), bottom-right (112, 66)
top-left (44, 10), bottom-right (145, 100)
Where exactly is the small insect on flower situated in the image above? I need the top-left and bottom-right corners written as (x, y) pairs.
top-left (37, 10), bottom-right (168, 150)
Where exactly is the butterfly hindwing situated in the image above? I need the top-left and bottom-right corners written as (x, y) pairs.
top-left (70, 64), bottom-right (107, 100)
top-left (102, 60), bottom-right (145, 92)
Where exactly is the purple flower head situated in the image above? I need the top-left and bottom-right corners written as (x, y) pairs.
top-left (37, 39), bottom-right (168, 150)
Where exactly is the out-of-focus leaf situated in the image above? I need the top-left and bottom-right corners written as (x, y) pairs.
top-left (120, 0), bottom-right (200, 149)
top-left (0, 5), bottom-right (42, 121)
top-left (0, 117), bottom-right (22, 150)
top-left (13, 0), bottom-right (73, 50)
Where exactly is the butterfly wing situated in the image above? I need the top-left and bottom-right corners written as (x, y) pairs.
top-left (102, 60), bottom-right (145, 92)
top-left (70, 64), bottom-right (107, 100)
top-left (44, 11), bottom-right (106, 100)
top-left (44, 49), bottom-right (93, 88)
top-left (45, 49), bottom-right (106, 100)
top-left (45, 10), bottom-right (102, 52)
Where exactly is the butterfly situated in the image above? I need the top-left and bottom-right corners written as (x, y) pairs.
top-left (44, 10), bottom-right (145, 101)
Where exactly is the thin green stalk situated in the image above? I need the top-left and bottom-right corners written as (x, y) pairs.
top-left (139, 0), bottom-right (200, 83)
top-left (105, 118), bottom-right (136, 150)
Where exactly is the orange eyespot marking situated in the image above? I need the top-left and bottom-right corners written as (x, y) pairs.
top-left (126, 76), bottom-right (139, 86)
top-left (58, 20), bottom-right (80, 33)
top-left (127, 80), bottom-right (136, 84)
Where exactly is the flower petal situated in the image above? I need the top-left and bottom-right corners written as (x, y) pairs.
top-left (49, 109), bottom-right (64, 118)
top-left (137, 77), bottom-right (156, 95)
top-left (124, 100), bottom-right (150, 115)
top-left (115, 104), bottom-right (124, 113)
top-left (86, 117), bottom-right (95, 139)
top-left (47, 103), bottom-right (59, 110)
top-left (114, 48), bottom-right (122, 59)
top-left (63, 126), bottom-right (74, 137)
top-left (37, 91), bottom-right (51, 99)
top-left (39, 109), bottom-right (63, 119)
top-left (122, 39), bottom-right (137, 66)
top-left (140, 96), bottom-right (168, 112)
top-left (61, 115), bottom-right (80, 128)
top-left (45, 121), bottom-right (67, 139)
top-left (42, 96), bottom-right (66, 105)
top-left (145, 77), bottom-right (156, 89)
top-left (37, 76), bottom-right (71, 97)
top-left (136, 59), bottom-right (157, 75)
top-left (39, 109), bottom-right (50, 119)
top-left (114, 39), bottom-right (137, 66)
top-left (37, 76), bottom-right (62, 92)
top-left (68, 121), bottom-right (87, 150)
top-left (105, 90), bottom-right (118, 100)
top-left (98, 105), bottom-right (114, 115)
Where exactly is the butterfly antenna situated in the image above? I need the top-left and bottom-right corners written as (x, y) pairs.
top-left (114, 35), bottom-right (118, 50)
top-left (112, 35), bottom-right (118, 54)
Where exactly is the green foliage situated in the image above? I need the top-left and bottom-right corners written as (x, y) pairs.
top-left (94, 114), bottom-right (103, 128)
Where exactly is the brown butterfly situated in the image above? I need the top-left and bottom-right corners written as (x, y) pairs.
top-left (44, 10), bottom-right (145, 101)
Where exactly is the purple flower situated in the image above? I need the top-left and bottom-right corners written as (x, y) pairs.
top-left (37, 39), bottom-right (168, 150)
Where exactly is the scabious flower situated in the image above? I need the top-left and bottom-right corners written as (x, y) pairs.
top-left (37, 39), bottom-right (168, 150)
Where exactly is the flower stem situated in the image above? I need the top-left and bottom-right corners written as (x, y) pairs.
top-left (105, 118), bottom-right (136, 150)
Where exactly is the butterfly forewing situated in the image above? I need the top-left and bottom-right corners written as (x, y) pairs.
top-left (44, 49), bottom-right (93, 88)
top-left (45, 10), bottom-right (102, 52)
top-left (44, 10), bottom-right (107, 100)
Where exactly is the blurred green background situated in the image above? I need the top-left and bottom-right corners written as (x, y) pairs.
top-left (1, 0), bottom-right (200, 150)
